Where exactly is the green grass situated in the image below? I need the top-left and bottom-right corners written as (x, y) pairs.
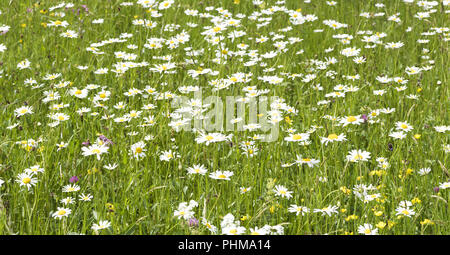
top-left (0, 0), bottom-right (448, 235)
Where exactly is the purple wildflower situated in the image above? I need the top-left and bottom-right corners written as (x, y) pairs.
top-left (361, 114), bottom-right (368, 123)
top-left (69, 176), bottom-right (79, 183)
top-left (188, 217), bottom-right (199, 227)
top-left (99, 135), bottom-right (114, 146)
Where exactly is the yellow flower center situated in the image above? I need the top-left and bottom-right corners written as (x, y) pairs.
top-left (354, 154), bottom-right (363, 160)
top-left (292, 134), bottom-right (302, 140)
top-left (328, 134), bottom-right (338, 140)
top-left (22, 177), bottom-right (31, 184)
top-left (347, 116), bottom-right (357, 122)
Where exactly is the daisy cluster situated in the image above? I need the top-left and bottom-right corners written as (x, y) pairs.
top-left (0, 0), bottom-right (448, 235)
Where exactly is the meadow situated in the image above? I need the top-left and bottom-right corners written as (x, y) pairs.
top-left (0, 0), bottom-right (448, 235)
